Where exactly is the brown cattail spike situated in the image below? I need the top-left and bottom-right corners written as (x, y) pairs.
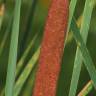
top-left (33, 0), bottom-right (69, 96)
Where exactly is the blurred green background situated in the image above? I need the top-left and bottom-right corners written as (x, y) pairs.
top-left (0, 0), bottom-right (96, 96)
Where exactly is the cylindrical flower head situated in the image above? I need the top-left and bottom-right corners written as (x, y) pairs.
top-left (33, 0), bottom-right (69, 96)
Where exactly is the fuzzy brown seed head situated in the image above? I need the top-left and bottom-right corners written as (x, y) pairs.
top-left (33, 0), bottom-right (69, 96)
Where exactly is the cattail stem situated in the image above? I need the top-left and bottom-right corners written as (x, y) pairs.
top-left (33, 0), bottom-right (69, 96)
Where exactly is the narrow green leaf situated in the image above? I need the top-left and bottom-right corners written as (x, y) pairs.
top-left (78, 81), bottom-right (93, 96)
top-left (0, 32), bottom-right (38, 96)
top-left (65, 0), bottom-right (78, 44)
top-left (69, 0), bottom-right (94, 96)
top-left (16, 34), bottom-right (38, 77)
top-left (71, 18), bottom-right (96, 89)
top-left (5, 0), bottom-right (21, 96)
top-left (0, 17), bottom-right (12, 56)
top-left (14, 47), bottom-right (40, 96)
top-left (67, 0), bottom-right (78, 32)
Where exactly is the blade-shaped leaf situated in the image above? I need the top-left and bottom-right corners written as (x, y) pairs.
top-left (71, 18), bottom-right (96, 89)
top-left (69, 0), bottom-right (94, 96)
top-left (5, 0), bottom-right (21, 96)
top-left (14, 47), bottom-right (40, 96)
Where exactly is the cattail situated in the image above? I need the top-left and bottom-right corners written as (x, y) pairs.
top-left (33, 0), bottom-right (69, 96)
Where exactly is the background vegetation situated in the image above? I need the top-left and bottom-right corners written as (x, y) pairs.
top-left (0, 0), bottom-right (96, 96)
